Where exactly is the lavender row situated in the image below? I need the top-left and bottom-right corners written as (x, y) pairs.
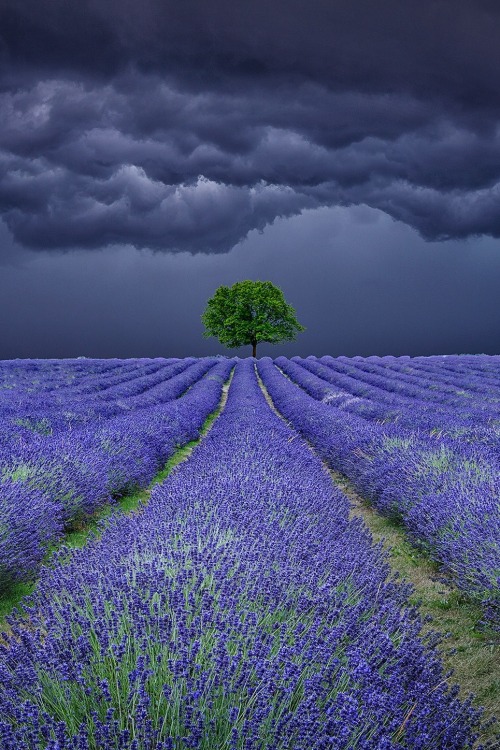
top-left (42, 358), bottom-right (210, 429)
top-left (367, 357), bottom-right (500, 395)
top-left (346, 354), bottom-right (500, 391)
top-left (0, 358), bottom-right (219, 445)
top-left (274, 356), bottom-right (475, 435)
top-left (0, 359), bottom-right (485, 749)
top-left (0, 358), bottom-right (162, 435)
top-left (392, 355), bottom-right (500, 387)
top-left (258, 358), bottom-right (500, 630)
top-left (0, 358), bottom-right (121, 393)
top-left (0, 360), bottom-right (233, 594)
top-left (0, 359), bottom-right (176, 425)
top-left (313, 356), bottom-right (500, 451)
top-left (0, 360), bottom-right (190, 440)
top-left (295, 357), bottom-right (500, 426)
top-left (324, 358), bottom-right (500, 417)
top-left (331, 356), bottom-right (500, 403)
top-left (66, 360), bottom-right (176, 395)
top-left (0, 359), bottom-right (138, 407)
top-left (280, 357), bottom-right (500, 452)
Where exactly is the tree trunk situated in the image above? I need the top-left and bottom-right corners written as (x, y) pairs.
top-left (252, 341), bottom-right (257, 358)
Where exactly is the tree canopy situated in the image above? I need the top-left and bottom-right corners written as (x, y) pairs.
top-left (202, 280), bottom-right (305, 357)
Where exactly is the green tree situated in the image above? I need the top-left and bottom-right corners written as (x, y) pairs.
top-left (202, 280), bottom-right (305, 357)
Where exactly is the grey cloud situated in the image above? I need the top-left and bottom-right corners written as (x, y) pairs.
top-left (2, 3), bottom-right (500, 250)
top-left (3, 1), bottom-right (500, 104)
top-left (363, 182), bottom-right (500, 240)
top-left (0, 158), bottom-right (312, 251)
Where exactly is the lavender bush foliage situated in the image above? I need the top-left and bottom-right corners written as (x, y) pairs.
top-left (301, 356), bottom-right (500, 453)
top-left (0, 480), bottom-right (61, 592)
top-left (0, 360), bottom-right (233, 592)
top-left (0, 358), bottom-right (206, 442)
top-left (258, 358), bottom-right (500, 629)
top-left (277, 356), bottom-right (500, 442)
top-left (0, 360), bottom-right (485, 748)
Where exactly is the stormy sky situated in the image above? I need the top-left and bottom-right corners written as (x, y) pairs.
top-left (1, 0), bottom-right (500, 358)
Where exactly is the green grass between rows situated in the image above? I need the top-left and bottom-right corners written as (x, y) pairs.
top-left (336, 471), bottom-right (499, 745)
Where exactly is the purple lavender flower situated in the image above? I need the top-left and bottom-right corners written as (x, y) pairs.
top-left (0, 359), bottom-right (487, 748)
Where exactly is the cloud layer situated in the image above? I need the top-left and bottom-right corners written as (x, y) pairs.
top-left (2, 1), bottom-right (500, 251)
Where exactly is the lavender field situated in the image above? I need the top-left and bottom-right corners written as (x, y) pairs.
top-left (0, 355), bottom-right (498, 748)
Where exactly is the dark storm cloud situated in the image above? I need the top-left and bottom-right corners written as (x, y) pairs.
top-left (3, 0), bottom-right (500, 101)
top-left (2, 0), bottom-right (500, 251)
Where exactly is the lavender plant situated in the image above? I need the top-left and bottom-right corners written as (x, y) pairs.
top-left (0, 361), bottom-right (486, 748)
top-left (0, 359), bottom-right (233, 592)
top-left (0, 358), bottom-right (205, 441)
top-left (258, 358), bottom-right (500, 630)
